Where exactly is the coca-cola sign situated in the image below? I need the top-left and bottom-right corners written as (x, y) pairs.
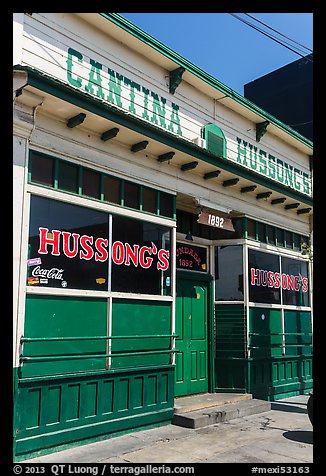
top-left (28, 195), bottom-right (172, 294)
top-left (31, 265), bottom-right (64, 280)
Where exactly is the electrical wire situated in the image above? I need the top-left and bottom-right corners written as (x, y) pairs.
top-left (244, 13), bottom-right (313, 54)
top-left (229, 13), bottom-right (313, 61)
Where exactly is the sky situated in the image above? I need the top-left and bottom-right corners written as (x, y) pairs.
top-left (119, 13), bottom-right (313, 95)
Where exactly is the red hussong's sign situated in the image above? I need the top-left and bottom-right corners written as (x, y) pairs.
top-left (38, 227), bottom-right (170, 271)
top-left (250, 267), bottom-right (308, 292)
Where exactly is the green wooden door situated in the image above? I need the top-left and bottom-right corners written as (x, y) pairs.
top-left (175, 277), bottom-right (209, 396)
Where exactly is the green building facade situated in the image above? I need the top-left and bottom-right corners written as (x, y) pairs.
top-left (13, 13), bottom-right (312, 460)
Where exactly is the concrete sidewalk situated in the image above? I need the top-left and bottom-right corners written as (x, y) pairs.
top-left (21, 395), bottom-right (313, 464)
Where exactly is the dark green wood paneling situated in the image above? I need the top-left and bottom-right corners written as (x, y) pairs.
top-left (214, 305), bottom-right (313, 399)
top-left (23, 295), bottom-right (107, 377)
top-left (214, 304), bottom-right (247, 391)
top-left (14, 366), bottom-right (174, 460)
top-left (111, 299), bottom-right (172, 368)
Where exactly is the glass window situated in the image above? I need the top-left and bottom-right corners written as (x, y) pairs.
top-left (104, 175), bottom-right (121, 204)
top-left (30, 153), bottom-right (54, 187)
top-left (267, 225), bottom-right (276, 245)
top-left (247, 219), bottom-right (256, 239)
top-left (276, 227), bottom-right (284, 247)
top-left (27, 196), bottom-right (109, 290)
top-left (285, 230), bottom-right (293, 249)
top-left (281, 257), bottom-right (310, 306)
top-left (142, 187), bottom-right (157, 214)
top-left (124, 181), bottom-right (140, 209)
top-left (176, 242), bottom-right (208, 272)
top-left (248, 249), bottom-right (281, 304)
top-left (82, 168), bottom-right (101, 199)
top-left (58, 161), bottom-right (78, 193)
top-left (215, 245), bottom-right (244, 301)
top-left (111, 215), bottom-right (171, 295)
top-left (160, 192), bottom-right (174, 218)
top-left (257, 222), bottom-right (266, 243)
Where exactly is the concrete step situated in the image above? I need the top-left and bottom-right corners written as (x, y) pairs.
top-left (172, 398), bottom-right (271, 429)
top-left (174, 392), bottom-right (252, 415)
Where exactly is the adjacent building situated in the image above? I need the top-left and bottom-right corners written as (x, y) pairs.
top-left (13, 13), bottom-right (313, 460)
top-left (244, 54), bottom-right (313, 141)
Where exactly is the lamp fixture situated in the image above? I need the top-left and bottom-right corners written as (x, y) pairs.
top-left (285, 203), bottom-right (300, 210)
top-left (241, 185), bottom-right (257, 193)
top-left (185, 231), bottom-right (193, 241)
top-left (204, 170), bottom-right (220, 180)
top-left (131, 140), bottom-right (149, 152)
top-left (101, 127), bottom-right (119, 141)
top-left (223, 178), bottom-right (239, 187)
top-left (181, 161), bottom-right (198, 171)
top-left (67, 113), bottom-right (86, 128)
top-left (256, 191), bottom-right (272, 200)
top-left (271, 198), bottom-right (286, 205)
top-left (157, 151), bottom-right (175, 163)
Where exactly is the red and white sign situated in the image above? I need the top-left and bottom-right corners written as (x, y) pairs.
top-left (250, 267), bottom-right (308, 292)
top-left (37, 227), bottom-right (170, 271)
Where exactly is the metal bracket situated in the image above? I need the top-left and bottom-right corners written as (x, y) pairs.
top-left (169, 66), bottom-right (185, 94)
top-left (256, 121), bottom-right (270, 142)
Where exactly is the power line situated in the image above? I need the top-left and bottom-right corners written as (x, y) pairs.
top-left (229, 13), bottom-right (313, 61)
top-left (244, 13), bottom-right (313, 54)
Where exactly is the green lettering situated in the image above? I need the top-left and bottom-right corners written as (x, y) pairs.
top-left (168, 103), bottom-right (182, 135)
top-left (236, 137), bottom-right (246, 165)
top-left (66, 47), bottom-right (83, 88)
top-left (302, 172), bottom-right (311, 195)
top-left (259, 149), bottom-right (267, 174)
top-left (284, 162), bottom-right (294, 188)
top-left (142, 87), bottom-right (150, 120)
top-left (268, 154), bottom-right (276, 179)
top-left (248, 143), bottom-right (257, 170)
top-left (242, 142), bottom-right (248, 166)
top-left (294, 168), bottom-right (301, 190)
top-left (151, 93), bottom-right (166, 127)
top-left (85, 59), bottom-right (104, 99)
top-left (107, 68), bottom-right (123, 107)
top-left (124, 78), bottom-right (140, 113)
top-left (276, 159), bottom-right (285, 183)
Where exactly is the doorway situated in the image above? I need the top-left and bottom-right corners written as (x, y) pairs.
top-left (174, 272), bottom-right (211, 396)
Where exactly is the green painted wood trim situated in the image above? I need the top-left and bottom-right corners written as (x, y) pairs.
top-left (15, 65), bottom-right (313, 207)
top-left (100, 13), bottom-right (313, 151)
top-left (15, 408), bottom-right (174, 459)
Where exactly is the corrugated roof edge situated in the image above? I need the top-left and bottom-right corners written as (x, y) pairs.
top-left (101, 12), bottom-right (313, 152)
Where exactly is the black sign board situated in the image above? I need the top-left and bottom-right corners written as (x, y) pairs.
top-left (176, 242), bottom-right (207, 272)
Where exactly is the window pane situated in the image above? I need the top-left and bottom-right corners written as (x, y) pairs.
top-left (142, 187), bottom-right (157, 214)
top-left (281, 257), bottom-right (310, 306)
top-left (160, 192), bottom-right (174, 218)
top-left (247, 219), bottom-right (256, 239)
top-left (58, 161), bottom-right (78, 193)
top-left (285, 231), bottom-right (293, 249)
top-left (82, 169), bottom-right (101, 199)
top-left (257, 222), bottom-right (266, 243)
top-left (248, 249), bottom-right (281, 304)
top-left (176, 242), bottom-right (208, 272)
top-left (111, 215), bottom-right (171, 295)
top-left (124, 181), bottom-right (140, 209)
top-left (276, 228), bottom-right (284, 247)
top-left (267, 225), bottom-right (276, 245)
top-left (30, 153), bottom-right (54, 187)
top-left (27, 196), bottom-right (108, 290)
top-left (104, 175), bottom-right (121, 204)
top-left (215, 245), bottom-right (244, 301)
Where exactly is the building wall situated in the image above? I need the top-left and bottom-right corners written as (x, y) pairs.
top-left (13, 13), bottom-right (313, 460)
